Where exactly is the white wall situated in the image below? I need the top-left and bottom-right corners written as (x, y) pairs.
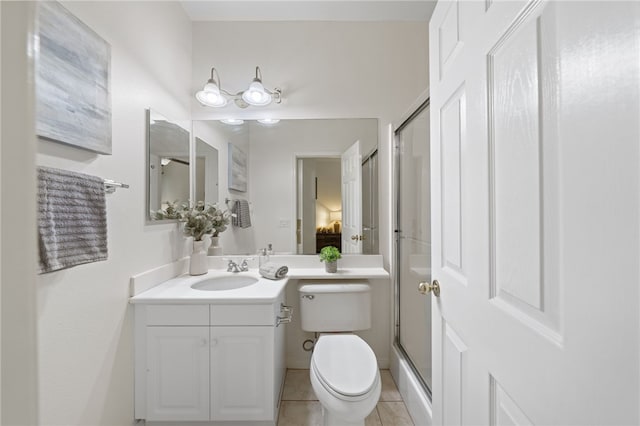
top-left (192, 21), bottom-right (429, 270)
top-left (35, 2), bottom-right (192, 425)
top-left (315, 158), bottom-right (342, 215)
top-left (1, 3), bottom-right (38, 424)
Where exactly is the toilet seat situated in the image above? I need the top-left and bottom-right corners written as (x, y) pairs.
top-left (311, 334), bottom-right (378, 401)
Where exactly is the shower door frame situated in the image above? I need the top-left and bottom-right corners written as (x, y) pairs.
top-left (393, 96), bottom-right (432, 400)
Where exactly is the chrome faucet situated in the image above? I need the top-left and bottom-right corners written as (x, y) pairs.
top-left (227, 259), bottom-right (241, 273)
top-left (227, 258), bottom-right (252, 273)
top-left (240, 258), bottom-right (250, 272)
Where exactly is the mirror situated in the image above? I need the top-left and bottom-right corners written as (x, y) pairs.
top-left (146, 109), bottom-right (191, 221)
top-left (192, 119), bottom-right (378, 255)
top-left (195, 137), bottom-right (219, 205)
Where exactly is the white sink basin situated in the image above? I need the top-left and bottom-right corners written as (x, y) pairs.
top-left (191, 275), bottom-right (259, 291)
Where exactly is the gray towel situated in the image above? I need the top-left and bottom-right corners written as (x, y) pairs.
top-left (37, 166), bottom-right (108, 273)
top-left (231, 199), bottom-right (252, 228)
top-left (259, 262), bottom-right (288, 280)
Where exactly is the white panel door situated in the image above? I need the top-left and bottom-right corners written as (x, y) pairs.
top-left (430, 1), bottom-right (640, 425)
top-left (211, 326), bottom-right (274, 421)
top-left (146, 327), bottom-right (209, 421)
top-left (342, 140), bottom-right (363, 253)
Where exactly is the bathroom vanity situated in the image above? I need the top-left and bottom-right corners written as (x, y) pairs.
top-left (129, 255), bottom-right (389, 425)
top-left (131, 272), bottom-right (290, 425)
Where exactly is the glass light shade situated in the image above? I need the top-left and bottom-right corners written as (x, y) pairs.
top-left (195, 82), bottom-right (227, 107)
top-left (329, 211), bottom-right (342, 222)
top-left (242, 80), bottom-right (272, 106)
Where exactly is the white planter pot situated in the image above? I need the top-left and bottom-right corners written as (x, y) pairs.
top-left (325, 261), bottom-right (337, 273)
top-left (190, 240), bottom-right (208, 276)
top-left (208, 236), bottom-right (223, 256)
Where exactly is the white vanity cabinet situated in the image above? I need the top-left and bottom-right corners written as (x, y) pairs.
top-left (210, 326), bottom-right (273, 421)
top-left (146, 326), bottom-right (210, 421)
top-left (135, 294), bottom-right (288, 425)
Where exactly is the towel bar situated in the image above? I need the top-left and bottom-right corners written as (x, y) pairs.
top-left (104, 179), bottom-right (130, 194)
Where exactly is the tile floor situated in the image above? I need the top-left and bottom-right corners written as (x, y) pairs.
top-left (278, 369), bottom-right (415, 426)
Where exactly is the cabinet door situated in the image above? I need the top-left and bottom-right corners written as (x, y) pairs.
top-left (211, 326), bottom-right (274, 421)
top-left (146, 327), bottom-right (209, 421)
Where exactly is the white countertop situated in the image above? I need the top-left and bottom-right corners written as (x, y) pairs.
top-left (129, 266), bottom-right (390, 305)
top-left (130, 270), bottom-right (289, 304)
top-left (287, 267), bottom-right (389, 279)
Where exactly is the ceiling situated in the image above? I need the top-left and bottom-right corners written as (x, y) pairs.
top-left (180, 1), bottom-right (437, 22)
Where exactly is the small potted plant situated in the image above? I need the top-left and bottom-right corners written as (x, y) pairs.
top-left (319, 246), bottom-right (341, 273)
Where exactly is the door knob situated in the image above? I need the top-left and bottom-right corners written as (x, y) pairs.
top-left (351, 235), bottom-right (359, 241)
top-left (418, 280), bottom-right (440, 297)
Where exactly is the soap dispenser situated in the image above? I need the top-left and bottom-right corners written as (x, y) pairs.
top-left (258, 248), bottom-right (270, 267)
top-left (267, 243), bottom-right (274, 256)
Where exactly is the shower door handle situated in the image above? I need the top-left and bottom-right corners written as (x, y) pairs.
top-left (418, 280), bottom-right (440, 297)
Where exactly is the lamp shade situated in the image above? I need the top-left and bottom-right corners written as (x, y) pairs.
top-left (242, 79), bottom-right (272, 106)
top-left (196, 81), bottom-right (227, 107)
top-left (329, 211), bottom-right (342, 222)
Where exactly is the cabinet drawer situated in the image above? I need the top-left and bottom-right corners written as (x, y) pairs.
top-left (211, 304), bottom-right (274, 326)
top-left (146, 305), bottom-right (209, 326)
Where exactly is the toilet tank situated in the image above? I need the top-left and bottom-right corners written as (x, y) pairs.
top-left (298, 280), bottom-right (371, 332)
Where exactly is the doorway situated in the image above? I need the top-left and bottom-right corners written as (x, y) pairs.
top-left (394, 99), bottom-right (431, 396)
top-left (296, 157), bottom-right (342, 254)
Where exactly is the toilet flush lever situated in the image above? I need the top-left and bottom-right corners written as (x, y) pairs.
top-left (302, 295), bottom-right (315, 300)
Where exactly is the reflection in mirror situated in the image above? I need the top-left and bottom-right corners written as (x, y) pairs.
top-left (192, 119), bottom-right (378, 255)
top-left (146, 109), bottom-right (190, 221)
top-left (297, 158), bottom-right (342, 255)
top-left (195, 137), bottom-right (219, 205)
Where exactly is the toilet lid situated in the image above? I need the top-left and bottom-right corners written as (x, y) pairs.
top-left (312, 335), bottom-right (378, 397)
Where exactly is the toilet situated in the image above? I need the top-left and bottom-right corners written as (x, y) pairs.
top-left (298, 281), bottom-right (381, 426)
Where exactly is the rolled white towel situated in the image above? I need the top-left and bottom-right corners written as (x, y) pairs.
top-left (259, 262), bottom-right (288, 280)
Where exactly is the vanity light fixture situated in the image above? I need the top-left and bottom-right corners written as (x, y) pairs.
top-left (220, 118), bottom-right (244, 125)
top-left (257, 118), bottom-right (281, 125)
top-left (195, 66), bottom-right (282, 108)
top-left (195, 67), bottom-right (228, 107)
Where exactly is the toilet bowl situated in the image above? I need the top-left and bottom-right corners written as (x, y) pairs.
top-left (309, 334), bottom-right (381, 426)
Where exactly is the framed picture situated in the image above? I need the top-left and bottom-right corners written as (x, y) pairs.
top-left (36, 1), bottom-right (112, 155)
top-left (228, 143), bottom-right (247, 192)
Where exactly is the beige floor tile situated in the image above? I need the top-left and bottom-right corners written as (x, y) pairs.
top-left (379, 370), bottom-right (403, 402)
top-left (366, 407), bottom-right (383, 426)
top-left (282, 369), bottom-right (317, 401)
top-left (377, 402), bottom-right (414, 426)
top-left (277, 401), bottom-right (323, 426)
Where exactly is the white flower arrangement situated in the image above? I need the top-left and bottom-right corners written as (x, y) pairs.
top-left (154, 201), bottom-right (233, 241)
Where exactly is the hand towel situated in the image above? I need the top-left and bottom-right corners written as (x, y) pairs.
top-left (37, 166), bottom-right (108, 273)
top-left (259, 262), bottom-right (288, 280)
top-left (231, 199), bottom-right (252, 228)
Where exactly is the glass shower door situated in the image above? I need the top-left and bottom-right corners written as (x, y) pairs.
top-left (395, 101), bottom-right (432, 393)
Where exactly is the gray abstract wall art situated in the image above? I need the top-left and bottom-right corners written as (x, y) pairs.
top-left (36, 1), bottom-right (112, 155)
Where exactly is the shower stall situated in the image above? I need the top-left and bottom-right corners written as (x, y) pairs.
top-left (393, 99), bottom-right (432, 411)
